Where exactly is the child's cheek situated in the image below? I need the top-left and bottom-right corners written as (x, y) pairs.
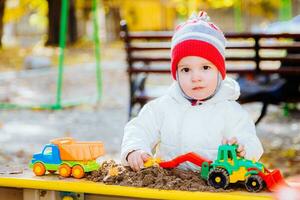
top-left (178, 78), bottom-right (192, 94)
top-left (204, 77), bottom-right (218, 96)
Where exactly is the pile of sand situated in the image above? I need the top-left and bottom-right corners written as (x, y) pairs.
top-left (87, 160), bottom-right (234, 192)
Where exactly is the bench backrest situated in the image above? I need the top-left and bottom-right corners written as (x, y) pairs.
top-left (120, 20), bottom-right (300, 75)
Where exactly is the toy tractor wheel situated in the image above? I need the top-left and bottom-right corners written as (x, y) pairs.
top-left (208, 168), bottom-right (229, 189)
top-left (72, 165), bottom-right (85, 179)
top-left (245, 174), bottom-right (264, 192)
top-left (33, 162), bottom-right (46, 176)
top-left (59, 164), bottom-right (72, 177)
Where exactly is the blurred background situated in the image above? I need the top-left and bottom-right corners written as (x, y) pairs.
top-left (0, 0), bottom-right (299, 180)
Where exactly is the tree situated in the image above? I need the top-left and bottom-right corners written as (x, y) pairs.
top-left (46, 0), bottom-right (77, 46)
top-left (0, 0), bottom-right (5, 47)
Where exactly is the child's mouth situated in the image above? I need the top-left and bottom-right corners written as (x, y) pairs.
top-left (192, 86), bottom-right (204, 90)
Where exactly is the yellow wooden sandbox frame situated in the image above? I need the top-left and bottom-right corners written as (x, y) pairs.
top-left (0, 170), bottom-right (274, 200)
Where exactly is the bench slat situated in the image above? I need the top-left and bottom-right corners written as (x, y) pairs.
top-left (130, 57), bottom-right (300, 63)
top-left (128, 67), bottom-right (300, 75)
top-left (128, 45), bottom-right (300, 51)
top-left (125, 32), bottom-right (300, 39)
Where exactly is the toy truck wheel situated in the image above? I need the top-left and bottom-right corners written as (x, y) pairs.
top-left (208, 168), bottom-right (229, 189)
top-left (245, 175), bottom-right (264, 192)
top-left (59, 164), bottom-right (72, 177)
top-left (33, 162), bottom-right (46, 176)
top-left (72, 165), bottom-right (85, 179)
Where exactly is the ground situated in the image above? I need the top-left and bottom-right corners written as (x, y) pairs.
top-left (0, 41), bottom-right (299, 180)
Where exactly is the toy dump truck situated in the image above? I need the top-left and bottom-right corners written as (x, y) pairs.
top-left (29, 137), bottom-right (105, 178)
top-left (156, 144), bottom-right (285, 192)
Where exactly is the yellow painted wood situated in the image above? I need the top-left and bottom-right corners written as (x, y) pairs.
top-left (0, 171), bottom-right (273, 200)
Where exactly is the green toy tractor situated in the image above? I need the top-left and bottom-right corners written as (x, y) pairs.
top-left (159, 144), bottom-right (285, 192)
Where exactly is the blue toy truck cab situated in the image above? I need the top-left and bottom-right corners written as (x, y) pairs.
top-left (31, 144), bottom-right (62, 165)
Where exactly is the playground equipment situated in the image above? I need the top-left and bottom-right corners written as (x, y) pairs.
top-left (29, 137), bottom-right (105, 178)
top-left (147, 144), bottom-right (285, 192)
top-left (0, 0), bottom-right (102, 110)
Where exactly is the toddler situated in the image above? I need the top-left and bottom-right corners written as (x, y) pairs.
top-left (121, 11), bottom-right (263, 171)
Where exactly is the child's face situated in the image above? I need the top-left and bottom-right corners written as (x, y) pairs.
top-left (177, 56), bottom-right (219, 100)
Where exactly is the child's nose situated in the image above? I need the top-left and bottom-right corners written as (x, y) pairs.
top-left (191, 71), bottom-right (203, 82)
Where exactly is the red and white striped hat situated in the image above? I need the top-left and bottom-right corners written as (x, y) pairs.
top-left (171, 11), bottom-right (226, 80)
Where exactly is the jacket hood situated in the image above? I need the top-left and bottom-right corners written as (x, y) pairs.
top-left (167, 77), bottom-right (240, 105)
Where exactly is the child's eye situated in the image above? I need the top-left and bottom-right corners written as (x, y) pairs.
top-left (203, 65), bottom-right (211, 70)
top-left (181, 67), bottom-right (190, 72)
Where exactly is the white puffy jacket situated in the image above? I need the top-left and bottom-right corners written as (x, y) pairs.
top-left (121, 77), bottom-right (264, 170)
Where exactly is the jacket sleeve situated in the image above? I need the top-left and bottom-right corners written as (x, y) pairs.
top-left (121, 100), bottom-right (162, 166)
top-left (224, 102), bottom-right (264, 161)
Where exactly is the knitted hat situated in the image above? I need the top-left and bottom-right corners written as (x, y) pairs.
top-left (171, 11), bottom-right (226, 80)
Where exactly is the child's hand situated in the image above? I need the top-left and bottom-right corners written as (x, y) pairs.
top-left (222, 137), bottom-right (246, 157)
top-left (127, 150), bottom-right (151, 171)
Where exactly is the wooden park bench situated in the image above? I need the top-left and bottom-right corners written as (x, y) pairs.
top-left (120, 20), bottom-right (300, 124)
